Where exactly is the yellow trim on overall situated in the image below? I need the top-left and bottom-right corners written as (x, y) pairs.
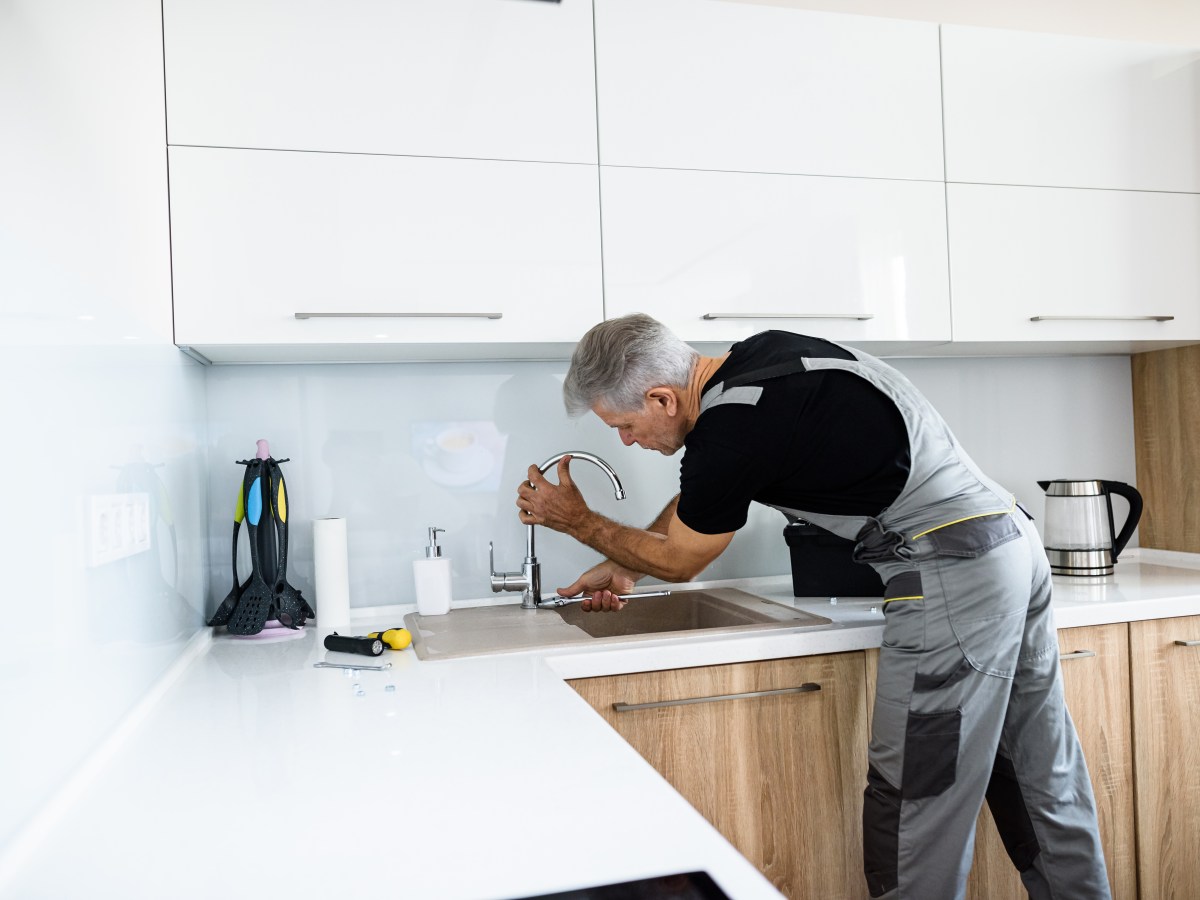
top-left (882, 595), bottom-right (924, 604)
top-left (909, 496), bottom-right (1016, 540)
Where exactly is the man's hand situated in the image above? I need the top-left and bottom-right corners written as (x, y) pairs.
top-left (559, 560), bottom-right (641, 613)
top-left (515, 456), bottom-right (591, 536)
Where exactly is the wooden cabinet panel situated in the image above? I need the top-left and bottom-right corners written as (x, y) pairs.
top-left (595, 0), bottom-right (943, 180)
top-left (967, 623), bottom-right (1135, 900)
top-left (942, 26), bottom-right (1200, 193)
top-left (570, 654), bottom-right (870, 900)
top-left (163, 0), bottom-right (597, 164)
top-left (1131, 615), bottom-right (1200, 899)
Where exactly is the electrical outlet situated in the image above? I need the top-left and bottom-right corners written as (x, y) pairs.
top-left (86, 493), bottom-right (151, 567)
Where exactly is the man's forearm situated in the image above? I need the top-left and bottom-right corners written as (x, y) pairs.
top-left (571, 509), bottom-right (693, 582)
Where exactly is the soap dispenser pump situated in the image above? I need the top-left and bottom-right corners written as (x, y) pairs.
top-left (413, 526), bottom-right (452, 616)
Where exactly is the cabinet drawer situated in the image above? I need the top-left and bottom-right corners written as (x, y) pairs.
top-left (163, 0), bottom-right (597, 164)
top-left (169, 147), bottom-right (602, 359)
top-left (601, 167), bottom-right (950, 348)
top-left (595, 0), bottom-right (943, 180)
top-left (948, 183), bottom-right (1200, 344)
top-left (943, 26), bottom-right (1200, 192)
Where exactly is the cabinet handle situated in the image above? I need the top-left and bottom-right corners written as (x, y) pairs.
top-left (703, 313), bottom-right (873, 321)
top-left (294, 312), bottom-right (503, 320)
top-left (1175, 639), bottom-right (1200, 647)
top-left (1029, 315), bottom-right (1174, 322)
top-left (612, 683), bottom-right (821, 713)
top-left (1059, 649), bottom-right (1097, 660)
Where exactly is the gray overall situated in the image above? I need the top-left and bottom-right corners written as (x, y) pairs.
top-left (701, 347), bottom-right (1110, 899)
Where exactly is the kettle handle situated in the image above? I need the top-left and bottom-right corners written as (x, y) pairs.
top-left (1102, 481), bottom-right (1143, 560)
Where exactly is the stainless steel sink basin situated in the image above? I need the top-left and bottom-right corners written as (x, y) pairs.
top-left (403, 588), bottom-right (832, 660)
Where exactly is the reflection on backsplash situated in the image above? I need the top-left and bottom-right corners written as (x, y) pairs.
top-left (205, 352), bottom-right (1138, 615)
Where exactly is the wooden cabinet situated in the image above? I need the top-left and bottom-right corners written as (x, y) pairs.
top-left (569, 654), bottom-right (870, 900)
top-left (1130, 615), bottom-right (1200, 898)
top-left (168, 146), bottom-right (603, 362)
top-left (162, 0), bottom-right (597, 164)
top-left (942, 26), bottom-right (1200, 193)
top-left (947, 183), bottom-right (1200, 346)
top-left (595, 0), bottom-right (943, 180)
top-left (966, 623), bottom-right (1136, 900)
top-left (601, 166), bottom-right (951, 351)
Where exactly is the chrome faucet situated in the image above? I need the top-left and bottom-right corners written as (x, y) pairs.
top-left (490, 451), bottom-right (626, 609)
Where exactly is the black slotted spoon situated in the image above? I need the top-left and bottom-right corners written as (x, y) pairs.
top-left (207, 479), bottom-right (250, 627)
top-left (226, 460), bottom-right (278, 635)
top-left (267, 459), bottom-right (313, 628)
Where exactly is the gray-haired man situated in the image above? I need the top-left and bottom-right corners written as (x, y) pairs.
top-left (516, 313), bottom-right (1110, 899)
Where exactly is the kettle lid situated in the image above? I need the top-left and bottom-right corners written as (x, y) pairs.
top-left (1039, 480), bottom-right (1106, 497)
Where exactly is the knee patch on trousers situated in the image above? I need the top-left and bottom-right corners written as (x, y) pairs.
top-left (863, 765), bottom-right (900, 897)
top-left (986, 753), bottom-right (1042, 872)
top-left (902, 707), bottom-right (961, 799)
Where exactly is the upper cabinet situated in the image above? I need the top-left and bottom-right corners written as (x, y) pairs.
top-left (942, 26), bottom-right (1200, 192)
top-left (594, 0), bottom-right (944, 181)
top-left (162, 0), bottom-right (598, 164)
top-left (948, 183), bottom-right (1200, 345)
top-left (601, 167), bottom-right (951, 351)
top-left (169, 147), bottom-right (602, 363)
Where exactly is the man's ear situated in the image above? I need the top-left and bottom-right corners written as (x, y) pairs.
top-left (646, 387), bottom-right (679, 415)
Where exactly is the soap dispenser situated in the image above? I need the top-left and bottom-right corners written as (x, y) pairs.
top-left (413, 526), bottom-right (452, 616)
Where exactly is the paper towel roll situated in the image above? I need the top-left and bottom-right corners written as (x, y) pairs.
top-left (313, 517), bottom-right (351, 631)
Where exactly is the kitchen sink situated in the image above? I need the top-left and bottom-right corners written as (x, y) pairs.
top-left (403, 588), bottom-right (832, 660)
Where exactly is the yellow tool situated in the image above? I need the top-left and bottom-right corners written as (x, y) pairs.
top-left (368, 627), bottom-right (412, 651)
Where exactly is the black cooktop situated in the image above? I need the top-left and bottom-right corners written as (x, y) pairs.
top-left (511, 871), bottom-right (732, 899)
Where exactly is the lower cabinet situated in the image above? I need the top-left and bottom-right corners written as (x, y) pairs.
top-left (568, 653), bottom-right (871, 900)
top-left (1130, 614), bottom-right (1200, 899)
top-left (965, 622), bottom-right (1136, 900)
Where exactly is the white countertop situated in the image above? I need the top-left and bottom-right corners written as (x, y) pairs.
top-left (3, 549), bottom-right (1199, 899)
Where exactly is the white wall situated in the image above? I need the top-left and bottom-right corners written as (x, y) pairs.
top-left (732, 0), bottom-right (1200, 45)
top-left (0, 0), bottom-right (209, 850)
top-left (203, 353), bottom-right (1136, 615)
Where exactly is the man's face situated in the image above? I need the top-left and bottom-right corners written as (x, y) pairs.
top-left (593, 392), bottom-right (686, 456)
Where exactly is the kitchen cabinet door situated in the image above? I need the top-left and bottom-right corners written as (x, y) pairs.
top-left (169, 147), bottom-right (603, 362)
top-left (948, 183), bottom-right (1200, 346)
top-left (162, 0), bottom-right (597, 164)
top-left (601, 167), bottom-right (950, 351)
top-left (966, 623), bottom-right (1136, 900)
top-left (1130, 615), bottom-right (1200, 899)
top-left (942, 26), bottom-right (1200, 193)
top-left (569, 653), bottom-right (870, 900)
top-left (594, 0), bottom-right (943, 181)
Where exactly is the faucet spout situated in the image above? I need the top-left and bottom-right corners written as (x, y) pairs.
top-left (538, 451), bottom-right (626, 500)
top-left (490, 451), bottom-right (626, 609)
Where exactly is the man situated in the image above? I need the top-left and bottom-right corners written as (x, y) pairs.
top-left (515, 313), bottom-right (1110, 900)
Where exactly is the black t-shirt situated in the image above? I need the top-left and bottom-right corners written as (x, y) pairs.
top-left (677, 331), bottom-right (912, 535)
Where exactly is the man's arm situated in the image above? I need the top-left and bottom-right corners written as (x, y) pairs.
top-left (518, 460), bottom-right (733, 582)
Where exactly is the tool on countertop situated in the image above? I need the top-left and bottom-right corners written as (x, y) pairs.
top-left (313, 661), bottom-right (392, 672)
top-left (323, 633), bottom-right (385, 656)
top-left (367, 627), bottom-right (413, 651)
top-left (541, 589), bottom-right (672, 608)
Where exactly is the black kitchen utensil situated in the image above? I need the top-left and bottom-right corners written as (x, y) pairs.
top-left (226, 460), bottom-right (279, 635)
top-left (267, 458), bottom-right (313, 628)
top-left (207, 480), bottom-right (250, 627)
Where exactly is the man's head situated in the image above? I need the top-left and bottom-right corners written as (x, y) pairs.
top-left (563, 314), bottom-right (699, 456)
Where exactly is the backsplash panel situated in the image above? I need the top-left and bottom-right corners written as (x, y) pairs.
top-left (204, 352), bottom-right (1136, 615)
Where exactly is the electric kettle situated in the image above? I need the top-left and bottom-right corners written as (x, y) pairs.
top-left (1037, 480), bottom-right (1143, 577)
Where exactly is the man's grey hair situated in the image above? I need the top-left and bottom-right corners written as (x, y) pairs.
top-left (563, 314), bottom-right (699, 417)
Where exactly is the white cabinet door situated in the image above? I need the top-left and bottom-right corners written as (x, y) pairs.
top-left (948, 183), bottom-right (1200, 343)
top-left (163, 0), bottom-right (597, 164)
top-left (169, 147), bottom-right (602, 361)
top-left (943, 26), bottom-right (1200, 192)
top-left (601, 167), bottom-right (951, 348)
top-left (595, 0), bottom-right (943, 180)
